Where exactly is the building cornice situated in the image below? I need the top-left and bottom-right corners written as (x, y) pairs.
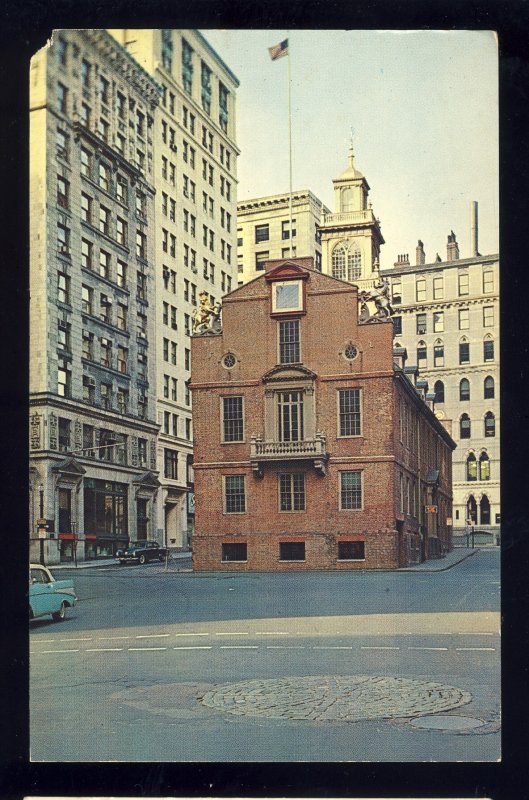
top-left (381, 253), bottom-right (499, 276)
top-left (29, 393), bottom-right (159, 433)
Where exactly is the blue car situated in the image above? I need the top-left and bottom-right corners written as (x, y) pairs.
top-left (29, 564), bottom-right (77, 622)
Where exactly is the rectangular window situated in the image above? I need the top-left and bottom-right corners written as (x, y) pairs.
top-left (81, 239), bottom-right (93, 270)
top-left (57, 271), bottom-right (70, 304)
top-left (81, 285), bottom-right (93, 315)
top-left (281, 219), bottom-right (296, 240)
top-left (338, 389), bottom-right (361, 437)
top-left (279, 542), bottom-right (305, 561)
top-left (99, 205), bottom-right (110, 235)
top-left (392, 316), bottom-right (402, 335)
top-left (82, 330), bottom-right (94, 360)
top-left (391, 278), bottom-right (402, 305)
top-left (279, 473), bottom-right (305, 512)
top-left (416, 313), bottom-right (427, 335)
top-left (483, 306), bottom-right (494, 327)
top-left (80, 147), bottom-right (91, 178)
top-left (99, 250), bottom-right (110, 279)
top-left (57, 360), bottom-right (71, 398)
top-left (458, 272), bottom-right (469, 296)
top-left (416, 279), bottom-right (426, 302)
top-left (417, 343), bottom-right (427, 366)
top-left (116, 303), bottom-right (127, 331)
top-left (222, 396), bottom-right (244, 442)
top-left (57, 82), bottom-right (67, 113)
top-left (222, 543), bottom-right (247, 562)
top-left (277, 391), bottom-right (304, 442)
top-left (433, 276), bottom-right (444, 299)
top-left (483, 270), bottom-right (494, 293)
top-left (337, 541), bottom-right (365, 560)
top-left (164, 449), bottom-right (178, 480)
top-left (458, 308), bottom-right (469, 330)
top-left (484, 339), bottom-right (494, 361)
top-left (58, 417), bottom-right (71, 452)
top-left (340, 471), bottom-right (362, 510)
top-left (224, 475), bottom-right (246, 513)
top-left (279, 319), bottom-right (300, 364)
top-left (99, 162), bottom-right (109, 192)
top-left (57, 175), bottom-right (69, 209)
top-left (459, 342), bottom-right (470, 364)
top-left (255, 224), bottom-right (269, 243)
top-left (433, 311), bottom-right (444, 332)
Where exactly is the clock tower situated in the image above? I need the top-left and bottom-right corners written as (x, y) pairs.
top-left (320, 141), bottom-right (384, 292)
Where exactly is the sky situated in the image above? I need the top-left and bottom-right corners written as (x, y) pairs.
top-left (202, 29), bottom-right (498, 267)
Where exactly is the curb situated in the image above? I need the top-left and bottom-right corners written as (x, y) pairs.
top-left (396, 548), bottom-right (479, 573)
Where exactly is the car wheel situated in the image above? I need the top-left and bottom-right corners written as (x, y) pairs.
top-left (138, 554), bottom-right (146, 565)
top-left (159, 553), bottom-right (165, 562)
top-left (52, 602), bottom-right (66, 622)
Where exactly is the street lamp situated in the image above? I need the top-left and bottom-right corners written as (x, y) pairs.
top-left (39, 483), bottom-right (45, 565)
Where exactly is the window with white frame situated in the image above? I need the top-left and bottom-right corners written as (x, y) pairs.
top-left (338, 388), bottom-right (361, 436)
top-left (222, 396), bottom-right (244, 442)
top-left (279, 473), bottom-right (305, 511)
top-left (224, 475), bottom-right (246, 513)
top-left (340, 471), bottom-right (362, 510)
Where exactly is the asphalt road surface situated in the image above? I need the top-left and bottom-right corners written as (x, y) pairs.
top-left (30, 548), bottom-right (500, 762)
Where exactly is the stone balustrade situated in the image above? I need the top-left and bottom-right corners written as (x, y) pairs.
top-left (250, 434), bottom-right (328, 476)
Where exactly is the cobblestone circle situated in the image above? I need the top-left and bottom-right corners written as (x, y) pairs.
top-left (199, 675), bottom-right (472, 722)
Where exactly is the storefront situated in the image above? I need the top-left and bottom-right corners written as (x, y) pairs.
top-left (83, 478), bottom-right (129, 558)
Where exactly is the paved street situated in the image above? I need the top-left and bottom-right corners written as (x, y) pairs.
top-left (30, 548), bottom-right (500, 762)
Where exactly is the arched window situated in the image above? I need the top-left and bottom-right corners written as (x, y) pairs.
top-left (467, 495), bottom-right (477, 524)
top-left (484, 376), bottom-right (495, 399)
top-left (341, 187), bottom-right (354, 212)
top-left (332, 241), bottom-right (362, 282)
top-left (459, 378), bottom-right (470, 401)
top-left (484, 411), bottom-right (495, 437)
top-left (466, 453), bottom-right (477, 481)
top-left (483, 335), bottom-right (494, 362)
top-left (460, 413), bottom-right (471, 439)
top-left (434, 380), bottom-right (445, 404)
top-left (433, 339), bottom-right (444, 367)
top-left (480, 495), bottom-right (491, 525)
top-left (479, 452), bottom-right (490, 481)
top-left (417, 340), bottom-right (427, 367)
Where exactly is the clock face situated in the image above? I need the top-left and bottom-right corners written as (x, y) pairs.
top-left (273, 280), bottom-right (302, 312)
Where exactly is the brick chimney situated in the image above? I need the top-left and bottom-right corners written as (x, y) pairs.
top-left (446, 230), bottom-right (460, 261)
top-left (415, 240), bottom-right (425, 265)
top-left (393, 253), bottom-right (410, 267)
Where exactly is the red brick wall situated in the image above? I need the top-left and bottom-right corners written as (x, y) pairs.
top-left (190, 261), bottom-right (453, 571)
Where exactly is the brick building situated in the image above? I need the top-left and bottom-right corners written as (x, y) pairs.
top-left (190, 257), bottom-right (455, 571)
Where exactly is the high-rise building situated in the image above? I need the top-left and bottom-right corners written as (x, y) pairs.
top-left (236, 190), bottom-right (330, 283)
top-left (30, 30), bottom-right (161, 563)
top-left (190, 257), bottom-right (455, 571)
top-left (108, 29), bottom-right (240, 548)
top-left (381, 211), bottom-right (500, 544)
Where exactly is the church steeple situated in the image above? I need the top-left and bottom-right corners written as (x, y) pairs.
top-left (319, 139), bottom-right (384, 291)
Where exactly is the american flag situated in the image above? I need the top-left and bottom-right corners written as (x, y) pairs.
top-left (268, 39), bottom-right (289, 61)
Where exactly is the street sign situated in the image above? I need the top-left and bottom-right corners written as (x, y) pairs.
top-left (37, 528), bottom-right (47, 539)
top-left (425, 505), bottom-right (438, 513)
top-left (446, 517), bottom-right (452, 525)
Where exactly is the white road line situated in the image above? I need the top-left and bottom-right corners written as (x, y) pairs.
top-left (408, 647), bottom-right (449, 651)
top-left (266, 646), bottom-right (306, 650)
top-left (215, 631), bottom-right (249, 636)
top-left (59, 637), bottom-right (93, 642)
top-left (361, 646), bottom-right (400, 650)
top-left (457, 631), bottom-right (497, 636)
top-left (456, 647), bottom-right (496, 652)
top-left (38, 649), bottom-right (79, 654)
top-left (174, 632), bottom-right (209, 637)
top-left (86, 648), bottom-right (123, 653)
top-left (255, 631), bottom-right (289, 636)
top-left (219, 645), bottom-right (258, 650)
top-left (135, 634), bottom-right (170, 639)
top-left (97, 636), bottom-right (131, 640)
top-left (128, 647), bottom-right (167, 651)
top-left (174, 646), bottom-right (212, 651)
top-left (29, 639), bottom-right (55, 643)
top-left (313, 646), bottom-right (353, 650)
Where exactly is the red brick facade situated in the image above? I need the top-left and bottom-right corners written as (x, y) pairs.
top-left (190, 258), bottom-right (455, 571)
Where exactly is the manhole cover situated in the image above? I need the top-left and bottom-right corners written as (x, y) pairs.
top-left (409, 715), bottom-right (485, 731)
top-left (199, 675), bottom-right (471, 723)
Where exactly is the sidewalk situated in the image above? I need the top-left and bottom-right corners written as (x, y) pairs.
top-left (51, 551), bottom-right (192, 569)
top-left (397, 546), bottom-right (480, 572)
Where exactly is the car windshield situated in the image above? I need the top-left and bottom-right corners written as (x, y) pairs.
top-left (130, 542), bottom-right (152, 548)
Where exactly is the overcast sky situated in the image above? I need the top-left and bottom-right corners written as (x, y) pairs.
top-left (202, 29), bottom-right (498, 267)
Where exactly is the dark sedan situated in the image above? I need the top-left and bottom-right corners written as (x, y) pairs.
top-left (116, 541), bottom-right (167, 565)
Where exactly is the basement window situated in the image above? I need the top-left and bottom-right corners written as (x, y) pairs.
top-left (279, 541), bottom-right (305, 561)
top-left (222, 543), bottom-right (247, 562)
top-left (337, 541), bottom-right (365, 561)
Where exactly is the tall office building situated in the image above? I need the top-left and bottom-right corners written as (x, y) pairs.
top-left (30, 30), bottom-right (161, 563)
top-left (236, 190), bottom-right (330, 283)
top-left (381, 206), bottom-right (500, 543)
top-left (108, 30), bottom-right (240, 548)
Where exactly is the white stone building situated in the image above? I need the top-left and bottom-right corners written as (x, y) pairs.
top-left (381, 210), bottom-right (500, 543)
top-left (30, 30), bottom-right (161, 563)
top-left (108, 29), bottom-right (240, 548)
top-left (236, 190), bottom-right (329, 284)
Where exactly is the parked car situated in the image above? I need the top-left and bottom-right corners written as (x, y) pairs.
top-left (115, 541), bottom-right (168, 565)
top-left (29, 564), bottom-right (77, 622)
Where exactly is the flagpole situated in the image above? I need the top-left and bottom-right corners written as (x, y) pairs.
top-left (287, 35), bottom-right (293, 257)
